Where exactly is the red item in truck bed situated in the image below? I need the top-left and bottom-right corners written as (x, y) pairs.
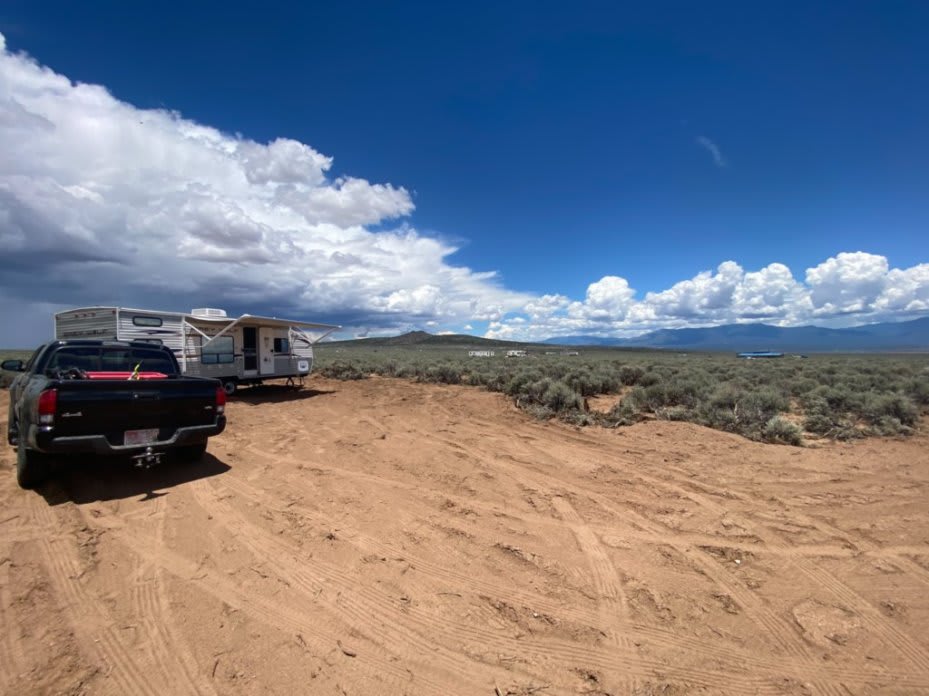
top-left (84, 371), bottom-right (168, 380)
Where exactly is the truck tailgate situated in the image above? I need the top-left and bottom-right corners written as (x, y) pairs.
top-left (52, 378), bottom-right (219, 445)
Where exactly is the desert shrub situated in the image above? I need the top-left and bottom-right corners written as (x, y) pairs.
top-left (788, 378), bottom-right (819, 397)
top-left (861, 393), bottom-right (918, 427)
top-left (868, 416), bottom-right (912, 437)
top-left (419, 364), bottom-right (462, 384)
top-left (802, 398), bottom-right (862, 440)
top-left (700, 404), bottom-right (739, 433)
top-left (906, 376), bottom-right (929, 406)
top-left (542, 381), bottom-right (583, 411)
top-left (617, 365), bottom-right (645, 386)
top-left (313, 344), bottom-right (927, 442)
top-left (663, 378), bottom-right (709, 409)
top-left (804, 385), bottom-right (864, 413)
top-left (562, 410), bottom-right (598, 427)
top-left (659, 406), bottom-right (691, 422)
top-left (522, 403), bottom-right (555, 420)
top-left (564, 369), bottom-right (604, 397)
top-left (706, 384), bottom-right (739, 410)
top-left (318, 361), bottom-right (368, 380)
top-left (635, 383), bottom-right (670, 412)
top-left (602, 397), bottom-right (644, 427)
top-left (734, 388), bottom-right (790, 435)
top-left (504, 369), bottom-right (541, 398)
top-left (762, 416), bottom-right (803, 446)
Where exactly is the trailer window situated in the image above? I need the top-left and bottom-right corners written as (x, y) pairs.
top-left (273, 337), bottom-right (289, 353)
top-left (132, 315), bottom-right (163, 327)
top-left (201, 336), bottom-right (234, 364)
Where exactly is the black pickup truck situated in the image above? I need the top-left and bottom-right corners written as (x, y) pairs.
top-left (3, 340), bottom-right (227, 488)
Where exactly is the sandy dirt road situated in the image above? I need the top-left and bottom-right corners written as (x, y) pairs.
top-left (1, 376), bottom-right (929, 695)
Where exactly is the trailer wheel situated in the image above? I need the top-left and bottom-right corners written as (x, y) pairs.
top-left (16, 445), bottom-right (51, 489)
top-left (222, 379), bottom-right (237, 396)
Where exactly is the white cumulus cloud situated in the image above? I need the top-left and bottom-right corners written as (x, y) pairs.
top-left (486, 253), bottom-right (929, 342)
top-left (0, 34), bottom-right (530, 345)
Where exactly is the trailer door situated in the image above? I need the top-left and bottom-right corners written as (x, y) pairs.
top-left (258, 327), bottom-right (275, 374)
top-left (242, 327), bottom-right (258, 374)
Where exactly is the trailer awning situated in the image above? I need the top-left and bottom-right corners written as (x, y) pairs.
top-left (189, 314), bottom-right (341, 345)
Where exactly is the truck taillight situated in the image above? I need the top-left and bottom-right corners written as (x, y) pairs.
top-left (38, 388), bottom-right (58, 425)
top-left (215, 385), bottom-right (226, 415)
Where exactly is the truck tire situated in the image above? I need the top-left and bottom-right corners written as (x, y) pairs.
top-left (176, 443), bottom-right (207, 463)
top-left (16, 445), bottom-right (51, 489)
top-left (7, 415), bottom-right (17, 447)
top-left (222, 379), bottom-right (237, 396)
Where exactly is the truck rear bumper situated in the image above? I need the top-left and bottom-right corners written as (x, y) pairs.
top-left (29, 418), bottom-right (226, 455)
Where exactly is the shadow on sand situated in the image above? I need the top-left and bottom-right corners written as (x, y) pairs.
top-left (233, 384), bottom-right (335, 405)
top-left (37, 452), bottom-right (230, 506)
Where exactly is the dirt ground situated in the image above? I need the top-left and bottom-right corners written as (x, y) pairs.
top-left (2, 377), bottom-right (929, 695)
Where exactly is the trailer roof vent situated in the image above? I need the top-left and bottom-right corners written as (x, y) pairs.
top-left (191, 308), bottom-right (228, 318)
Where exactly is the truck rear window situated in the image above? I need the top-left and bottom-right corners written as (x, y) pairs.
top-left (46, 347), bottom-right (100, 371)
top-left (46, 347), bottom-right (176, 374)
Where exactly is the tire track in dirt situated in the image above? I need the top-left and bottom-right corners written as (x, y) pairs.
top-left (235, 442), bottom-right (895, 563)
top-left (343, 397), bottom-right (919, 690)
top-left (0, 548), bottom-right (26, 693)
top-left (186, 478), bottom-right (562, 692)
top-left (618, 456), bottom-right (929, 683)
top-left (455, 432), bottom-right (903, 693)
top-left (550, 495), bottom-right (635, 695)
top-left (545, 445), bottom-right (923, 696)
top-left (23, 491), bottom-right (165, 696)
top-left (188, 477), bottom-right (803, 694)
top-left (372, 393), bottom-right (929, 694)
top-left (454, 431), bottom-right (813, 658)
top-left (38, 537), bottom-right (160, 696)
top-left (217, 468), bottom-right (609, 620)
top-left (550, 496), bottom-right (628, 622)
top-left (793, 559), bottom-right (929, 673)
top-left (117, 496), bottom-right (217, 696)
top-left (217, 448), bottom-right (916, 693)
top-left (215, 471), bottom-right (799, 675)
top-left (658, 461), bottom-right (929, 588)
top-left (219, 468), bottom-right (775, 669)
top-left (102, 513), bottom-right (446, 695)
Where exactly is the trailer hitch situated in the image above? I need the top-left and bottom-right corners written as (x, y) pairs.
top-left (131, 446), bottom-right (164, 469)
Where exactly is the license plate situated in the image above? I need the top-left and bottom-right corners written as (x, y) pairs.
top-left (125, 428), bottom-right (158, 446)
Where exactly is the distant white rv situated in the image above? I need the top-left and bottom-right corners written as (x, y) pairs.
top-left (54, 306), bottom-right (339, 395)
top-left (505, 350), bottom-right (528, 358)
top-left (468, 350), bottom-right (495, 357)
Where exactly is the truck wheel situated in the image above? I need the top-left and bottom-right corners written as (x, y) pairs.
top-left (16, 445), bottom-right (51, 489)
top-left (7, 417), bottom-right (17, 447)
top-left (222, 380), bottom-right (237, 396)
top-left (176, 443), bottom-right (207, 463)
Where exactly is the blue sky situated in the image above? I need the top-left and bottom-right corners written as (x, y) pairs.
top-left (1, 1), bottom-right (928, 344)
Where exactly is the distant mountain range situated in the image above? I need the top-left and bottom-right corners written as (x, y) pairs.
top-left (326, 317), bottom-right (929, 353)
top-left (543, 316), bottom-right (929, 352)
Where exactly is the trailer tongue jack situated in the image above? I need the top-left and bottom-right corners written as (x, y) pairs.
top-left (132, 446), bottom-right (163, 469)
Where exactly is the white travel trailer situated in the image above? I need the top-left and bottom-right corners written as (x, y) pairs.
top-left (54, 307), bottom-right (340, 395)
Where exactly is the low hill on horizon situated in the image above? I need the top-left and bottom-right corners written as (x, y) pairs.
top-left (324, 316), bottom-right (929, 352)
top-left (325, 331), bottom-right (542, 349)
